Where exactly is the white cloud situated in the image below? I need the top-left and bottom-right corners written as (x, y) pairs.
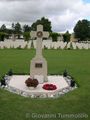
top-left (0, 0), bottom-right (90, 32)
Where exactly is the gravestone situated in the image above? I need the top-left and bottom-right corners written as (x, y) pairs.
top-left (30, 24), bottom-right (49, 83)
top-left (12, 34), bottom-right (16, 41)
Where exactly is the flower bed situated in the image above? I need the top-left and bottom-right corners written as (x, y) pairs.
top-left (42, 84), bottom-right (57, 90)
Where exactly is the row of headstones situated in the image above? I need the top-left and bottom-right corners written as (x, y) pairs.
top-left (0, 40), bottom-right (90, 49)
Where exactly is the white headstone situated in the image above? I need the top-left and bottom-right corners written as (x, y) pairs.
top-left (0, 41), bottom-right (4, 49)
top-left (72, 42), bottom-right (77, 49)
top-left (67, 42), bottom-right (71, 49)
top-left (43, 40), bottom-right (52, 49)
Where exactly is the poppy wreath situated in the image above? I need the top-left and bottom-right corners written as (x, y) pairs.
top-left (42, 84), bottom-right (57, 90)
top-left (25, 78), bottom-right (39, 88)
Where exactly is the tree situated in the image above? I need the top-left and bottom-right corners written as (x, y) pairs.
top-left (14, 22), bottom-right (22, 38)
top-left (74, 19), bottom-right (90, 41)
top-left (12, 23), bottom-right (15, 34)
top-left (31, 17), bottom-right (52, 32)
top-left (50, 32), bottom-right (60, 41)
top-left (63, 31), bottom-right (71, 42)
top-left (0, 24), bottom-right (7, 32)
top-left (0, 32), bottom-right (6, 41)
top-left (23, 32), bottom-right (30, 41)
top-left (23, 25), bottom-right (31, 32)
top-left (0, 24), bottom-right (11, 39)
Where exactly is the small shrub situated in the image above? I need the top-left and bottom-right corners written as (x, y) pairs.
top-left (25, 78), bottom-right (39, 88)
top-left (7, 69), bottom-right (13, 76)
top-left (70, 80), bottom-right (75, 87)
top-left (63, 69), bottom-right (68, 77)
top-left (0, 75), bottom-right (6, 86)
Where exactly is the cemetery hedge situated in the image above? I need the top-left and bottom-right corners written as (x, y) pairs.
top-left (0, 49), bottom-right (90, 120)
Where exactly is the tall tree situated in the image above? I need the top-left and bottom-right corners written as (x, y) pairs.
top-left (63, 31), bottom-right (71, 42)
top-left (50, 32), bottom-right (60, 41)
top-left (0, 24), bottom-right (7, 32)
top-left (14, 22), bottom-right (22, 38)
top-left (0, 32), bottom-right (6, 41)
top-left (23, 32), bottom-right (30, 41)
top-left (12, 23), bottom-right (15, 34)
top-left (74, 19), bottom-right (90, 41)
top-left (31, 17), bottom-right (52, 32)
top-left (23, 25), bottom-right (31, 32)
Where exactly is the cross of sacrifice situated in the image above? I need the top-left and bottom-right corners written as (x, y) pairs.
top-left (30, 24), bottom-right (49, 83)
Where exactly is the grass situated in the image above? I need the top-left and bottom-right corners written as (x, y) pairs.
top-left (0, 49), bottom-right (90, 120)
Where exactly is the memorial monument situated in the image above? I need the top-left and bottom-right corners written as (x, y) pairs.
top-left (30, 24), bottom-right (49, 83)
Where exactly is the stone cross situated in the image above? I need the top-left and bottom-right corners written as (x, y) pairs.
top-left (30, 24), bottom-right (49, 83)
top-left (30, 25), bottom-right (49, 57)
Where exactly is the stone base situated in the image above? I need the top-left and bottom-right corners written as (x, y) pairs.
top-left (30, 56), bottom-right (48, 83)
top-left (4, 75), bottom-right (77, 98)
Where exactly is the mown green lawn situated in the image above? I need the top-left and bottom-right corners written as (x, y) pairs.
top-left (0, 49), bottom-right (90, 120)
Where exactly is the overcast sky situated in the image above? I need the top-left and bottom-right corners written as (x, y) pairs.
top-left (0, 0), bottom-right (90, 32)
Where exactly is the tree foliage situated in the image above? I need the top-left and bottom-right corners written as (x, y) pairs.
top-left (23, 32), bottom-right (30, 41)
top-left (31, 17), bottom-right (52, 32)
top-left (14, 23), bottom-right (22, 38)
top-left (11, 22), bottom-right (22, 39)
top-left (23, 25), bottom-right (31, 32)
top-left (63, 31), bottom-right (71, 42)
top-left (74, 19), bottom-right (90, 41)
top-left (0, 24), bottom-right (7, 32)
top-left (50, 32), bottom-right (60, 41)
top-left (0, 17), bottom-right (52, 40)
top-left (0, 32), bottom-right (6, 41)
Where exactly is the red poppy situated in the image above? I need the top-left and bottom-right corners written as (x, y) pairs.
top-left (42, 84), bottom-right (57, 90)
